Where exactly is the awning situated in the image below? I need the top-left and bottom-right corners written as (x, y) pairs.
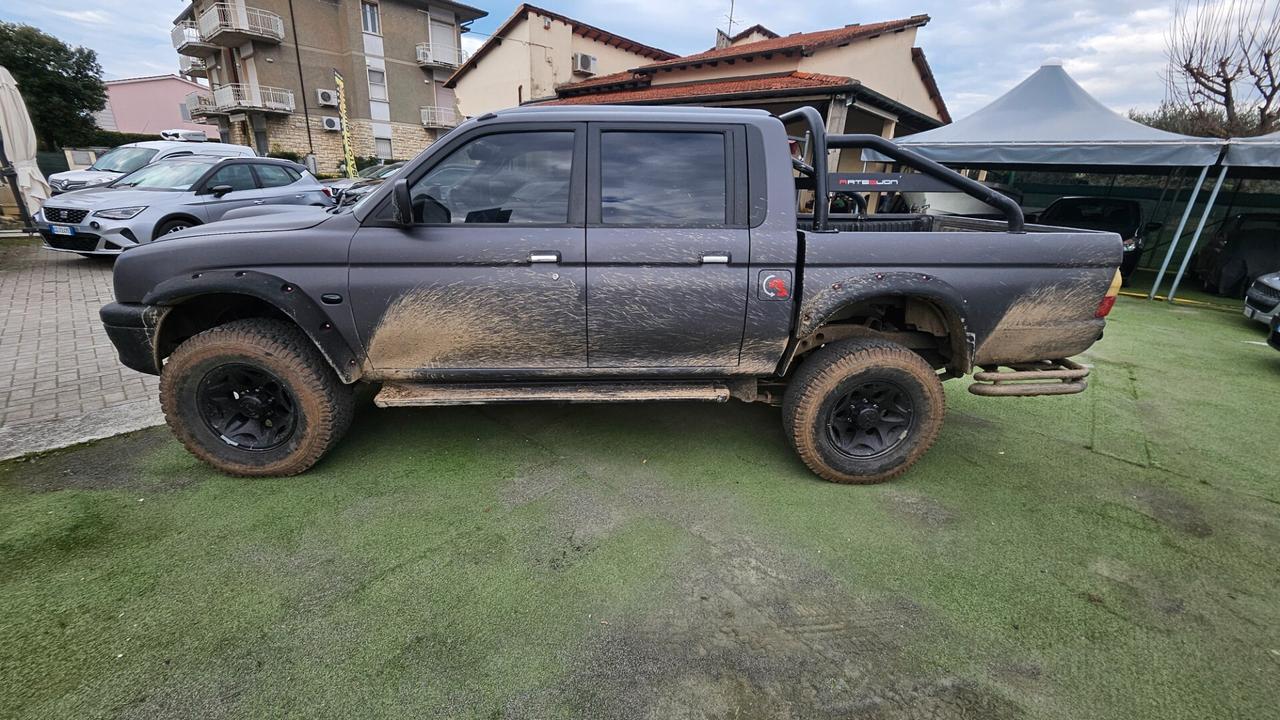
top-left (866, 62), bottom-right (1224, 170)
top-left (0, 66), bottom-right (51, 216)
top-left (1223, 129), bottom-right (1280, 168)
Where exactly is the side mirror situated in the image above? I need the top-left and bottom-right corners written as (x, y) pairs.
top-left (210, 184), bottom-right (234, 198)
top-left (393, 178), bottom-right (413, 227)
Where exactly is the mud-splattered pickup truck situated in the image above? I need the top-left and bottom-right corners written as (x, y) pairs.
top-left (100, 106), bottom-right (1122, 483)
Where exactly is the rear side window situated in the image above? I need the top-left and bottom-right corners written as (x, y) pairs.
top-left (205, 164), bottom-right (257, 192)
top-left (255, 164), bottom-right (300, 188)
top-left (600, 131), bottom-right (727, 225)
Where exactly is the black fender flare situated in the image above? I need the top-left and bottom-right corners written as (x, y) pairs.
top-left (784, 271), bottom-right (974, 373)
top-left (142, 270), bottom-right (362, 383)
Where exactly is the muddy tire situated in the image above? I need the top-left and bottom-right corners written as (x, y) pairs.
top-left (160, 318), bottom-right (354, 477)
top-left (783, 339), bottom-right (945, 484)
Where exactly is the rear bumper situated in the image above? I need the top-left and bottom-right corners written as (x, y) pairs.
top-left (100, 302), bottom-right (169, 376)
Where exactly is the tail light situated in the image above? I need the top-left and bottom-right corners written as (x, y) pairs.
top-left (1096, 270), bottom-right (1122, 318)
top-left (321, 186), bottom-right (335, 199)
top-left (1121, 237), bottom-right (1139, 251)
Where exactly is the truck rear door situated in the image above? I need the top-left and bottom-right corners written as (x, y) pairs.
top-left (585, 124), bottom-right (750, 368)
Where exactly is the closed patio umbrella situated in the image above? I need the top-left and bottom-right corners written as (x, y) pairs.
top-left (0, 65), bottom-right (50, 227)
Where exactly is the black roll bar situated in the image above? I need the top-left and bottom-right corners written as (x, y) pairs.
top-left (778, 107), bottom-right (1025, 233)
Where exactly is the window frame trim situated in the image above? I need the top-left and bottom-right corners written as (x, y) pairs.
top-left (362, 121), bottom-right (587, 229)
top-left (361, 1), bottom-right (381, 35)
top-left (586, 122), bottom-right (748, 229)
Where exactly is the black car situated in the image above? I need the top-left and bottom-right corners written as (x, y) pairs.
top-left (1195, 213), bottom-right (1280, 297)
top-left (1034, 197), bottom-right (1160, 283)
top-left (1270, 315), bottom-right (1280, 352)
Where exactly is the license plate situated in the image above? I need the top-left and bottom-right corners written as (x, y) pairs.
top-left (1244, 307), bottom-right (1256, 320)
top-left (50, 224), bottom-right (76, 236)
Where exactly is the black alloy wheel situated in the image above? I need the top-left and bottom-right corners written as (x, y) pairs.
top-left (825, 380), bottom-right (916, 459)
top-left (196, 363), bottom-right (299, 451)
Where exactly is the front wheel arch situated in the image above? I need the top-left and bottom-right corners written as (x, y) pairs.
top-left (146, 272), bottom-right (362, 383)
top-left (150, 214), bottom-right (203, 241)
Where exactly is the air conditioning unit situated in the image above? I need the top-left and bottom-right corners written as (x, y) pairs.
top-left (321, 116), bottom-right (342, 131)
top-left (572, 52), bottom-right (598, 76)
top-left (316, 88), bottom-right (339, 107)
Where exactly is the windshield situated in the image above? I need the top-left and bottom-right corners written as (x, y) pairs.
top-left (357, 164), bottom-right (388, 178)
top-left (89, 146), bottom-right (159, 174)
top-left (372, 163), bottom-right (404, 179)
top-left (111, 158), bottom-right (217, 191)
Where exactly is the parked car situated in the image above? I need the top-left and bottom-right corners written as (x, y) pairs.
top-left (1244, 272), bottom-right (1280, 326)
top-left (1032, 197), bottom-right (1160, 283)
top-left (48, 140), bottom-right (256, 195)
top-left (1196, 213), bottom-right (1280, 297)
top-left (333, 162), bottom-right (407, 205)
top-left (322, 162), bottom-right (405, 196)
top-left (100, 105), bottom-right (1121, 483)
top-left (885, 183), bottom-right (1024, 220)
top-left (38, 156), bottom-right (331, 257)
top-left (1269, 315), bottom-right (1280, 352)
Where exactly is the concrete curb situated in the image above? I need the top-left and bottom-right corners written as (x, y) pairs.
top-left (0, 399), bottom-right (165, 461)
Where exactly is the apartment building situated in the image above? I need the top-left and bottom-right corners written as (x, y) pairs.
top-left (444, 4), bottom-right (676, 117)
top-left (173, 0), bottom-right (486, 171)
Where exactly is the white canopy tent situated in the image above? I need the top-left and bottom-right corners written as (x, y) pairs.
top-left (1224, 129), bottom-right (1280, 169)
top-left (0, 66), bottom-right (49, 230)
top-left (865, 62), bottom-right (1230, 302)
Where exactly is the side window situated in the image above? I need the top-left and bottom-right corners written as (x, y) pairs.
top-left (407, 131), bottom-right (574, 224)
top-left (255, 164), bottom-right (299, 188)
top-left (600, 131), bottom-right (727, 225)
top-left (205, 164), bottom-right (257, 192)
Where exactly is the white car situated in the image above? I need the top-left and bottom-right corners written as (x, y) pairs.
top-left (1245, 272), bottom-right (1280, 326)
top-left (49, 140), bottom-right (256, 194)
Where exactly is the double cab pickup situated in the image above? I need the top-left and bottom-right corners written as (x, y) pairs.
top-left (101, 106), bottom-right (1122, 483)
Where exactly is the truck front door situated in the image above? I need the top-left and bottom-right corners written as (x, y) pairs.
top-left (585, 125), bottom-right (750, 368)
top-left (347, 123), bottom-right (588, 374)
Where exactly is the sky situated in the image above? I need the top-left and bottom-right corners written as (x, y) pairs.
top-left (0, 0), bottom-right (1176, 119)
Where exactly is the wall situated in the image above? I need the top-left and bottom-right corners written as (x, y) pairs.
top-left (452, 14), bottom-right (533, 116)
top-left (99, 77), bottom-right (219, 136)
top-left (799, 28), bottom-right (942, 123)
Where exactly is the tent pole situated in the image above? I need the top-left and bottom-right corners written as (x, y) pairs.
top-left (1149, 165), bottom-right (1209, 300)
top-left (0, 132), bottom-right (36, 234)
top-left (1166, 165), bottom-right (1228, 302)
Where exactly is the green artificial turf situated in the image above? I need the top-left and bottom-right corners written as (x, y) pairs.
top-left (1, 296), bottom-right (1278, 719)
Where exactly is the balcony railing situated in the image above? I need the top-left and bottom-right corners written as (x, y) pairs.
top-left (179, 56), bottom-right (207, 78)
top-left (416, 43), bottom-right (468, 69)
top-left (421, 106), bottom-right (460, 129)
top-left (184, 91), bottom-right (218, 117)
top-left (171, 21), bottom-right (215, 55)
top-left (198, 3), bottom-right (285, 44)
top-left (212, 84), bottom-right (295, 113)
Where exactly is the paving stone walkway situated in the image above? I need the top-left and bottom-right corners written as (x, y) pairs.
top-left (0, 235), bottom-right (162, 459)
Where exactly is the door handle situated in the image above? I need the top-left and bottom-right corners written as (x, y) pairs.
top-left (528, 251), bottom-right (561, 264)
top-left (253, 200), bottom-right (267, 205)
top-left (700, 252), bottom-right (731, 264)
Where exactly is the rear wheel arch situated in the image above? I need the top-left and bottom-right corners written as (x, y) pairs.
top-left (785, 275), bottom-right (973, 375)
top-left (147, 272), bottom-right (362, 383)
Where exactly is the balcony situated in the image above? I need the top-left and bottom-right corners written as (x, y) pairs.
top-left (171, 21), bottom-right (218, 57)
top-left (179, 56), bottom-right (208, 79)
top-left (197, 3), bottom-right (285, 46)
top-left (212, 84), bottom-right (295, 114)
top-left (421, 106), bottom-right (460, 129)
top-left (184, 91), bottom-right (220, 118)
top-left (415, 43), bottom-right (468, 70)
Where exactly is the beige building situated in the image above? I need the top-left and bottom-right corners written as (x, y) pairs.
top-left (543, 15), bottom-right (952, 172)
top-left (172, 0), bottom-right (486, 172)
top-left (444, 4), bottom-right (676, 117)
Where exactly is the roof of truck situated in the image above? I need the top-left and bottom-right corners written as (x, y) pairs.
top-left (487, 105), bottom-right (775, 123)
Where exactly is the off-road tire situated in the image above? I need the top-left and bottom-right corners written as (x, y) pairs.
top-left (783, 339), bottom-right (945, 484)
top-left (160, 318), bottom-right (354, 477)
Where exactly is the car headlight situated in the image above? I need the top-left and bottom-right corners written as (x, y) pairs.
top-left (92, 206), bottom-right (148, 220)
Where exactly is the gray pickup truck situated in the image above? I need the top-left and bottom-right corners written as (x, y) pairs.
top-left (100, 106), bottom-right (1122, 484)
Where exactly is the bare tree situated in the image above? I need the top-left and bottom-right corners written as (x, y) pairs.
top-left (1166, 0), bottom-right (1280, 137)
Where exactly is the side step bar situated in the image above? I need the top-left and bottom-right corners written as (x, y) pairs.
top-left (967, 359), bottom-right (1090, 397)
top-left (375, 381), bottom-right (731, 407)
